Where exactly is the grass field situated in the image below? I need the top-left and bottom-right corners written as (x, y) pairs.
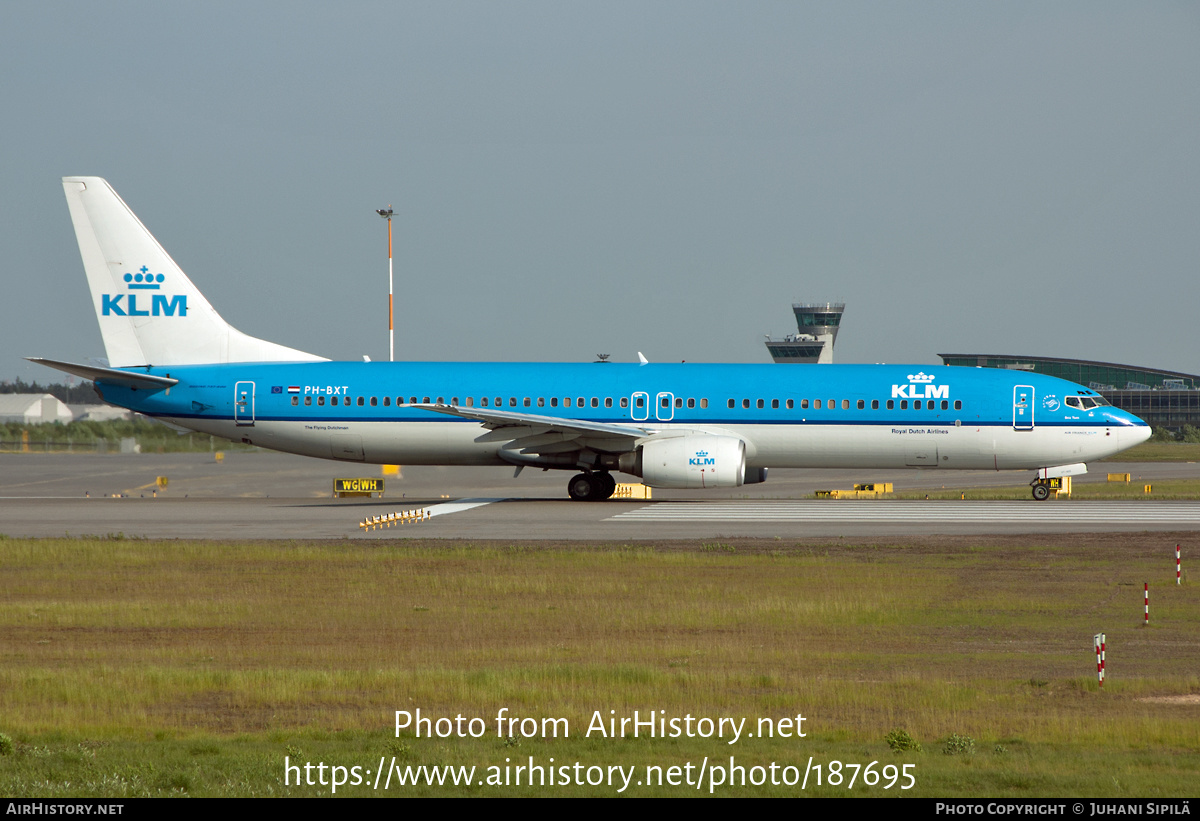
top-left (889, 477), bottom-right (1200, 501)
top-left (1, 535), bottom-right (1197, 797)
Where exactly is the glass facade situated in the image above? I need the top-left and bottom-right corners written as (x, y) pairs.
top-left (940, 354), bottom-right (1200, 429)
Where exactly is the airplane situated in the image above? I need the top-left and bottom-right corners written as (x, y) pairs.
top-left (32, 177), bottom-right (1151, 502)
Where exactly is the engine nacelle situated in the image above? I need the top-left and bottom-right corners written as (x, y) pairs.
top-left (626, 435), bottom-right (747, 489)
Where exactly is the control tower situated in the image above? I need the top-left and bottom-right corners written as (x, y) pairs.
top-left (764, 302), bottom-right (845, 364)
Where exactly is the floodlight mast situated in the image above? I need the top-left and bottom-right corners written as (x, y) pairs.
top-left (376, 206), bottom-right (395, 361)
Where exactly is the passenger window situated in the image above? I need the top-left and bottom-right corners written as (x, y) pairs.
top-left (674, 398), bottom-right (681, 408)
top-left (842, 400), bottom-right (849, 410)
top-left (304, 396), bottom-right (312, 406)
top-left (523, 397), bottom-right (531, 407)
top-left (291, 396), bottom-right (298, 406)
top-left (688, 398), bottom-right (695, 409)
top-left (423, 396), bottom-right (431, 404)
top-left (901, 400), bottom-right (908, 410)
top-left (771, 399), bottom-right (779, 409)
top-left (495, 397), bottom-right (501, 407)
top-left (451, 397), bottom-right (459, 406)
top-left (465, 397), bottom-right (473, 407)
top-left (786, 399), bottom-right (793, 409)
top-left (578, 397), bottom-right (585, 407)
top-left (318, 396), bottom-right (325, 406)
top-left (871, 400), bottom-right (879, 410)
top-left (887, 400), bottom-right (894, 410)
top-left (954, 400), bottom-right (962, 410)
top-left (941, 400), bottom-right (948, 410)
top-left (370, 397), bottom-right (378, 406)
top-left (621, 397), bottom-right (628, 408)
top-left (756, 399), bottom-right (764, 409)
top-left (437, 397), bottom-right (444, 404)
top-left (592, 397), bottom-right (599, 408)
top-left (481, 397), bottom-right (489, 407)
top-left (606, 398), bottom-right (614, 408)
top-left (551, 397), bottom-right (558, 407)
top-left (509, 397), bottom-right (517, 407)
top-left (564, 397), bottom-right (572, 407)
top-left (828, 399), bottom-right (834, 409)
top-left (635, 397), bottom-right (643, 408)
top-left (358, 396), bottom-right (365, 406)
top-left (801, 399), bottom-right (809, 409)
top-left (742, 399), bottom-right (750, 409)
top-left (728, 399), bottom-right (735, 409)
top-left (814, 399), bottom-right (822, 409)
top-left (538, 397), bottom-right (545, 407)
top-left (857, 400), bottom-right (864, 409)
top-left (409, 397), bottom-right (417, 405)
top-left (700, 398), bottom-right (708, 409)
top-left (384, 396), bottom-right (391, 407)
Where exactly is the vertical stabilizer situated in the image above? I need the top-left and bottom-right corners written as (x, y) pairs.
top-left (62, 177), bottom-right (325, 367)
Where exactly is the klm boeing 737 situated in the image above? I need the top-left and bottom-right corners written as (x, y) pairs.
top-left (32, 177), bottom-right (1150, 501)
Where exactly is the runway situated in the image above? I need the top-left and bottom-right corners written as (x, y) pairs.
top-left (3, 451), bottom-right (1199, 540)
top-left (610, 500), bottom-right (1200, 524)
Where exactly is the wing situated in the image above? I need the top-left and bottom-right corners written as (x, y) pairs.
top-left (407, 403), bottom-right (659, 467)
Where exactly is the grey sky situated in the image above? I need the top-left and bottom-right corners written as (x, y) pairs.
top-left (3, 2), bottom-right (1198, 384)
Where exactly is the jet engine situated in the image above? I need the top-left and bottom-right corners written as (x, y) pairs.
top-left (621, 435), bottom-right (748, 489)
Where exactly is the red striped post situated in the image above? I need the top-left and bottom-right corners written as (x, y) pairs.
top-left (1094, 633), bottom-right (1106, 686)
top-left (1144, 583), bottom-right (1149, 626)
top-left (1178, 544), bottom-right (1182, 586)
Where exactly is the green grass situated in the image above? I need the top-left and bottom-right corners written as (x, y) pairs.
top-left (1, 537), bottom-right (1197, 797)
top-left (888, 477), bottom-right (1200, 501)
top-left (1100, 441), bottom-right (1200, 462)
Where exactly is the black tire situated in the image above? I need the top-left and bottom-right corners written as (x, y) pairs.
top-left (596, 472), bottom-right (617, 500)
top-left (1032, 484), bottom-right (1051, 501)
top-left (568, 473), bottom-right (595, 501)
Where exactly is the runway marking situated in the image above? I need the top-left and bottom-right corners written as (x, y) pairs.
top-left (610, 501), bottom-right (1200, 523)
top-left (424, 498), bottom-right (505, 518)
top-left (359, 497), bottom-right (505, 530)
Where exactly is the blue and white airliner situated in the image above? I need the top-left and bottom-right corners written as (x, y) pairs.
top-left (32, 177), bottom-right (1151, 501)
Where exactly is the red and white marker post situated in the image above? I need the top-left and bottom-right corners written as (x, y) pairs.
top-left (1178, 544), bottom-right (1182, 586)
top-left (1094, 633), bottom-right (1106, 687)
top-left (1144, 583), bottom-right (1149, 626)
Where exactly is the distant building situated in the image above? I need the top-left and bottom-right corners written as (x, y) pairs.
top-left (939, 353), bottom-right (1200, 430)
top-left (0, 394), bottom-right (74, 424)
top-left (68, 404), bottom-right (133, 422)
top-left (765, 302), bottom-right (845, 364)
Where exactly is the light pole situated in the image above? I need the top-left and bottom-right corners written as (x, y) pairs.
top-left (376, 206), bottom-right (394, 361)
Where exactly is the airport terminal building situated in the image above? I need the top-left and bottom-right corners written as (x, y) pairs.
top-left (939, 354), bottom-right (1200, 430)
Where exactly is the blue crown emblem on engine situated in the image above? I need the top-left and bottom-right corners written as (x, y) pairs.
top-left (124, 266), bottom-right (165, 290)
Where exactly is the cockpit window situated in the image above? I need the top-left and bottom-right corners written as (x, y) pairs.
top-left (1065, 397), bottom-right (1082, 409)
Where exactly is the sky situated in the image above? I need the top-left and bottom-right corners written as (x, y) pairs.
top-left (2, 2), bottom-right (1198, 383)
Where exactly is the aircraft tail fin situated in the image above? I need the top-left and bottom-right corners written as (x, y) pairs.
top-left (61, 177), bottom-right (325, 367)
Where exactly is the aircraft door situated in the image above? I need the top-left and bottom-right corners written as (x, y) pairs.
top-left (656, 392), bottom-right (675, 421)
top-left (1013, 385), bottom-right (1034, 431)
top-left (631, 392), bottom-right (649, 421)
top-left (234, 381), bottom-right (255, 426)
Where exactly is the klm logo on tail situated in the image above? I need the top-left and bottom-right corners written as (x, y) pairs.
top-left (102, 266), bottom-right (188, 317)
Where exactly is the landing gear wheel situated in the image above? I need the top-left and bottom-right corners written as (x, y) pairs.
top-left (568, 473), bottom-right (596, 501)
top-left (596, 471), bottom-right (617, 500)
top-left (1031, 483), bottom-right (1051, 501)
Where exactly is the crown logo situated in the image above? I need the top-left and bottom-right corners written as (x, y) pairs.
top-left (695, 450), bottom-right (709, 458)
top-left (907, 372), bottom-right (935, 383)
top-left (124, 266), bottom-right (164, 290)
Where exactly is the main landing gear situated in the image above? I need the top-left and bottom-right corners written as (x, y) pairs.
top-left (567, 471), bottom-right (617, 501)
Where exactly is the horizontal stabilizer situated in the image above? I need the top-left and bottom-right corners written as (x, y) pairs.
top-left (26, 357), bottom-right (178, 391)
